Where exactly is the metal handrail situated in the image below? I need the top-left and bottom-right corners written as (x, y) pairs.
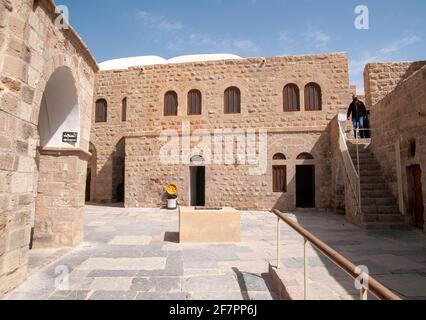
top-left (272, 209), bottom-right (401, 300)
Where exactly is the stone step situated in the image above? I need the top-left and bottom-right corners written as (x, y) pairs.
top-left (360, 222), bottom-right (410, 230)
top-left (361, 183), bottom-right (388, 190)
top-left (359, 169), bottom-right (382, 177)
top-left (360, 176), bottom-right (386, 183)
top-left (362, 205), bottom-right (400, 214)
top-left (362, 214), bottom-right (405, 223)
top-left (349, 151), bottom-right (374, 157)
top-left (351, 157), bottom-right (378, 163)
top-left (355, 164), bottom-right (381, 171)
top-left (362, 197), bottom-right (396, 206)
top-left (361, 190), bottom-right (394, 198)
top-left (348, 147), bottom-right (372, 153)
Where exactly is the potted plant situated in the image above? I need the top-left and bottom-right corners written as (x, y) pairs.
top-left (164, 184), bottom-right (178, 210)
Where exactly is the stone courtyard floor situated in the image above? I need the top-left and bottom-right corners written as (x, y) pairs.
top-left (5, 205), bottom-right (426, 300)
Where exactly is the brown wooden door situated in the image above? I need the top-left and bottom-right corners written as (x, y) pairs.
top-left (412, 165), bottom-right (424, 229)
top-left (296, 165), bottom-right (316, 208)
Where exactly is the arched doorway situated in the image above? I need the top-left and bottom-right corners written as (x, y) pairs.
top-left (296, 152), bottom-right (316, 208)
top-left (33, 66), bottom-right (86, 248)
top-left (38, 66), bottom-right (80, 148)
top-left (190, 155), bottom-right (206, 206)
top-left (112, 139), bottom-right (125, 203)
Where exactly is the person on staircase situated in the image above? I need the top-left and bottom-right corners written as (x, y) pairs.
top-left (347, 94), bottom-right (368, 139)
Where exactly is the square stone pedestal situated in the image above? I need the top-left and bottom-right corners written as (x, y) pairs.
top-left (179, 207), bottom-right (240, 243)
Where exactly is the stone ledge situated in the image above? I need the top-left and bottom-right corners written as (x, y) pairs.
top-left (125, 126), bottom-right (329, 139)
top-left (38, 147), bottom-right (91, 160)
top-left (268, 263), bottom-right (302, 300)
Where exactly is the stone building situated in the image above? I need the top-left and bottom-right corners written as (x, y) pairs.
top-left (365, 62), bottom-right (426, 230)
top-left (0, 0), bottom-right (97, 297)
top-left (1, 0), bottom-right (425, 300)
top-left (89, 53), bottom-right (353, 211)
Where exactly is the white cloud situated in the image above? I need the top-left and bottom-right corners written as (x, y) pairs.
top-left (278, 31), bottom-right (295, 45)
top-left (168, 33), bottom-right (259, 55)
top-left (350, 35), bottom-right (422, 93)
top-left (303, 30), bottom-right (331, 49)
top-left (135, 10), bottom-right (258, 56)
top-left (379, 36), bottom-right (421, 55)
top-left (136, 10), bottom-right (183, 32)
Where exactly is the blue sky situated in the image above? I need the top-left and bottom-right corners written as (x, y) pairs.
top-left (59, 0), bottom-right (425, 92)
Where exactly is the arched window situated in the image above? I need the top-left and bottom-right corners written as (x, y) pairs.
top-left (305, 83), bottom-right (322, 111)
top-left (95, 99), bottom-right (107, 123)
top-left (122, 97), bottom-right (127, 122)
top-left (297, 152), bottom-right (314, 160)
top-left (224, 86), bottom-right (241, 114)
top-left (164, 91), bottom-right (178, 116)
top-left (283, 84), bottom-right (300, 112)
top-left (273, 153), bottom-right (286, 160)
top-left (188, 89), bottom-right (202, 115)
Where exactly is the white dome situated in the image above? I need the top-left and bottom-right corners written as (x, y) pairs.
top-left (98, 54), bottom-right (243, 71)
top-left (167, 54), bottom-right (242, 64)
top-left (99, 56), bottom-right (167, 71)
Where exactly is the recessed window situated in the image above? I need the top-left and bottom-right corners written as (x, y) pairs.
top-left (224, 86), bottom-right (241, 114)
top-left (283, 84), bottom-right (300, 112)
top-left (273, 165), bottom-right (287, 193)
top-left (122, 97), bottom-right (127, 122)
top-left (297, 152), bottom-right (314, 160)
top-left (164, 91), bottom-right (178, 116)
top-left (273, 153), bottom-right (286, 160)
top-left (305, 83), bottom-right (322, 111)
top-left (95, 99), bottom-right (107, 123)
top-left (188, 89), bottom-right (202, 115)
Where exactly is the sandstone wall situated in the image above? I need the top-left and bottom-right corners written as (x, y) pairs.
top-left (0, 0), bottom-right (97, 297)
top-left (364, 61), bottom-right (426, 108)
top-left (91, 53), bottom-right (353, 209)
top-left (369, 64), bottom-right (426, 230)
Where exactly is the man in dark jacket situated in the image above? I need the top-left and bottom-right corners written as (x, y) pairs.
top-left (347, 95), bottom-right (368, 138)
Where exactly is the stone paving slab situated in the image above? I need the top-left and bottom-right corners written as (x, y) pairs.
top-left (4, 206), bottom-right (426, 300)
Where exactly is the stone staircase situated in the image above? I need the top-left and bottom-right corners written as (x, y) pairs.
top-left (347, 140), bottom-right (409, 230)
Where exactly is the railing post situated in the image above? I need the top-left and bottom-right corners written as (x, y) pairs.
top-left (304, 238), bottom-right (308, 300)
top-left (360, 287), bottom-right (368, 300)
top-left (277, 217), bottom-right (281, 269)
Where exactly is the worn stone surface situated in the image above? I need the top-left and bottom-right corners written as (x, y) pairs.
top-left (5, 205), bottom-right (426, 300)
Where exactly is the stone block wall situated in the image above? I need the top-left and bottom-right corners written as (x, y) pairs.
top-left (369, 64), bottom-right (426, 230)
top-left (364, 61), bottom-right (426, 108)
top-left (0, 0), bottom-right (97, 298)
top-left (125, 129), bottom-right (333, 211)
top-left (34, 150), bottom-right (89, 248)
top-left (91, 52), bottom-right (353, 209)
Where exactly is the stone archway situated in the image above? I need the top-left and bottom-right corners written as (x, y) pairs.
top-left (32, 66), bottom-right (89, 248)
top-left (112, 139), bottom-right (125, 203)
